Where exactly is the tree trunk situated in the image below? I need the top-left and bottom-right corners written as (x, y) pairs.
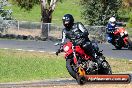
top-left (41, 7), bottom-right (53, 39)
top-left (40, 0), bottom-right (57, 39)
top-left (41, 8), bottom-right (52, 23)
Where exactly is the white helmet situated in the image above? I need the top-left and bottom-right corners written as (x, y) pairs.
top-left (109, 17), bottom-right (116, 23)
top-left (109, 17), bottom-right (116, 26)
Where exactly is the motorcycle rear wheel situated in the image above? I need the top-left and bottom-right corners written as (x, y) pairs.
top-left (127, 38), bottom-right (132, 50)
top-left (98, 60), bottom-right (112, 74)
top-left (76, 75), bottom-right (86, 85)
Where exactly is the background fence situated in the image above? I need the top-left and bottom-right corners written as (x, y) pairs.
top-left (0, 21), bottom-right (131, 42)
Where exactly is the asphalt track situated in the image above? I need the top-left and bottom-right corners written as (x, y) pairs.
top-left (0, 39), bottom-right (132, 87)
top-left (0, 40), bottom-right (131, 60)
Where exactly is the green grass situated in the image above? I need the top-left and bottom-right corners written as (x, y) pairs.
top-left (106, 57), bottom-right (132, 73)
top-left (126, 28), bottom-right (132, 36)
top-left (52, 0), bottom-right (83, 25)
top-left (7, 0), bottom-right (83, 25)
top-left (0, 49), bottom-right (132, 83)
top-left (9, 5), bottom-right (41, 22)
top-left (0, 49), bottom-right (70, 82)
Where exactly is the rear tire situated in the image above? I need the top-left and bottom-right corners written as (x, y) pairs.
top-left (98, 60), bottom-right (112, 74)
top-left (128, 38), bottom-right (132, 50)
top-left (76, 76), bottom-right (86, 85)
top-left (66, 59), bottom-right (76, 79)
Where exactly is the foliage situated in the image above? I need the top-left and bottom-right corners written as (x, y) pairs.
top-left (0, 0), bottom-right (12, 20)
top-left (0, 0), bottom-right (13, 32)
top-left (127, 13), bottom-right (132, 27)
top-left (117, 8), bottom-right (132, 22)
top-left (10, 0), bottom-right (40, 11)
top-left (122, 0), bottom-right (132, 7)
top-left (9, 0), bottom-right (81, 25)
top-left (10, 0), bottom-right (64, 23)
top-left (8, 0), bottom-right (132, 25)
top-left (80, 0), bottom-right (122, 26)
top-left (10, 0), bottom-right (63, 11)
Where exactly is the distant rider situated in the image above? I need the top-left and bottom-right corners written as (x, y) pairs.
top-left (106, 17), bottom-right (125, 45)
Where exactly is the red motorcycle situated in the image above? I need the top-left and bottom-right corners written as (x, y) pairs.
top-left (55, 40), bottom-right (112, 84)
top-left (113, 27), bottom-right (132, 49)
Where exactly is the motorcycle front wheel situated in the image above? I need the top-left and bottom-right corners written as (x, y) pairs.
top-left (66, 59), bottom-right (76, 79)
top-left (115, 45), bottom-right (122, 50)
top-left (114, 37), bottom-right (123, 50)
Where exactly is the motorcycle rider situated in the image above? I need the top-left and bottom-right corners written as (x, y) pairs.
top-left (106, 16), bottom-right (125, 45)
top-left (56, 14), bottom-right (99, 61)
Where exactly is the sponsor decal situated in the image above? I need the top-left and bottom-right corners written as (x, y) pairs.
top-left (85, 74), bottom-right (131, 83)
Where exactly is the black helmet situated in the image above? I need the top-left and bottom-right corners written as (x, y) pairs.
top-left (62, 14), bottom-right (74, 28)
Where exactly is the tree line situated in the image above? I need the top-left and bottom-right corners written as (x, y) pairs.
top-left (6, 0), bottom-right (132, 26)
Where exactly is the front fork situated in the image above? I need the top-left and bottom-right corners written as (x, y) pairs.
top-left (72, 43), bottom-right (86, 76)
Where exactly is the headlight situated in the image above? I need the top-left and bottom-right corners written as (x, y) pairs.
top-left (64, 46), bottom-right (69, 52)
top-left (124, 31), bottom-right (128, 35)
top-left (120, 33), bottom-right (124, 37)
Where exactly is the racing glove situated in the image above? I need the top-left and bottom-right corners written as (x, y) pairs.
top-left (56, 49), bottom-right (60, 56)
top-left (55, 44), bottom-right (63, 56)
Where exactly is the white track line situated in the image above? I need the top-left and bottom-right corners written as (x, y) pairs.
top-left (1, 48), bottom-right (48, 53)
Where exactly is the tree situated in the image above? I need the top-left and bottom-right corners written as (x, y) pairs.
top-left (116, 0), bottom-right (132, 22)
top-left (122, 0), bottom-right (132, 27)
top-left (11, 0), bottom-right (62, 39)
top-left (80, 0), bottom-right (122, 26)
top-left (11, 0), bottom-right (62, 23)
top-left (0, 0), bottom-right (13, 32)
top-left (122, 0), bottom-right (132, 7)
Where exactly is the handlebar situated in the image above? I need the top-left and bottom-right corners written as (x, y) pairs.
top-left (106, 31), bottom-right (114, 34)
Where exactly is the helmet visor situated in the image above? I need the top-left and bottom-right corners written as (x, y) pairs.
top-left (64, 21), bottom-right (70, 24)
top-left (110, 21), bottom-right (115, 24)
top-left (63, 20), bottom-right (71, 28)
top-left (110, 22), bottom-right (115, 26)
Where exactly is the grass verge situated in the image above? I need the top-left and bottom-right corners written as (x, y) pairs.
top-left (0, 49), bottom-right (132, 83)
top-left (0, 49), bottom-right (69, 82)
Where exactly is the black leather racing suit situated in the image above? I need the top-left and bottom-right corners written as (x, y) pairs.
top-left (61, 22), bottom-right (96, 58)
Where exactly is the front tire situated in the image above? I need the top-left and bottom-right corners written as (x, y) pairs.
top-left (115, 45), bottom-right (122, 50)
top-left (114, 38), bottom-right (122, 50)
top-left (66, 59), bottom-right (76, 79)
